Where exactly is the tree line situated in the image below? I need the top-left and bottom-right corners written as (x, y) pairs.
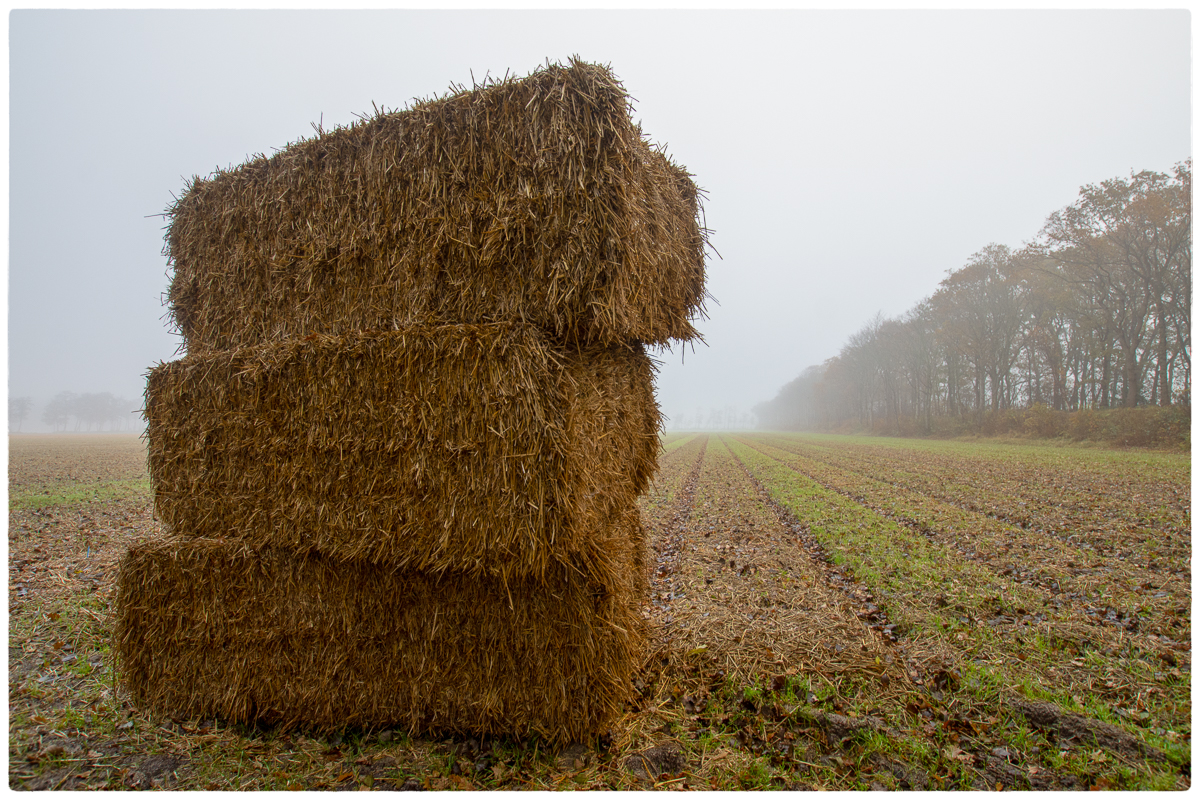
top-left (756, 161), bottom-right (1191, 435)
top-left (9, 392), bottom-right (141, 433)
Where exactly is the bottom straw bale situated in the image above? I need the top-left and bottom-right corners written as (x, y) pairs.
top-left (114, 510), bottom-right (649, 743)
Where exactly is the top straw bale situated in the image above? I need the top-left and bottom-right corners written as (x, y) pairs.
top-left (166, 58), bottom-right (708, 352)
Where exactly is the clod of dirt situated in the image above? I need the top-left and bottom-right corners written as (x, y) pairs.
top-left (123, 754), bottom-right (181, 789)
top-left (26, 743), bottom-right (69, 763)
top-left (623, 742), bottom-right (685, 780)
top-left (982, 753), bottom-right (1027, 789)
top-left (557, 742), bottom-right (592, 771)
top-left (1012, 698), bottom-right (1167, 763)
top-left (398, 777), bottom-right (423, 791)
top-left (813, 710), bottom-right (885, 744)
top-left (869, 754), bottom-right (930, 790)
top-left (22, 767), bottom-right (72, 791)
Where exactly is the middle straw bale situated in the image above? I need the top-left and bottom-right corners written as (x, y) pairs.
top-left (145, 322), bottom-right (660, 582)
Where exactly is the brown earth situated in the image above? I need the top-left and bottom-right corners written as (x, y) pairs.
top-left (8, 432), bottom-right (1190, 790)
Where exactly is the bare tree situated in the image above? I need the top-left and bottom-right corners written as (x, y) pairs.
top-left (42, 392), bottom-right (76, 432)
top-left (9, 396), bottom-right (32, 432)
top-left (756, 163), bottom-right (1191, 433)
top-left (1040, 162), bottom-right (1191, 406)
top-left (932, 245), bottom-right (1026, 417)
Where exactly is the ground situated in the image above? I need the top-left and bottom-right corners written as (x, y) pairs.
top-left (7, 431), bottom-right (1191, 790)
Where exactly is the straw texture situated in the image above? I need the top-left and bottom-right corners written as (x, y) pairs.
top-left (114, 508), bottom-right (647, 743)
top-left (165, 58), bottom-right (708, 353)
top-left (119, 57), bottom-right (702, 742)
top-left (144, 323), bottom-right (660, 580)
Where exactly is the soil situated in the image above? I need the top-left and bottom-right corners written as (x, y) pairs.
top-left (7, 432), bottom-right (1190, 791)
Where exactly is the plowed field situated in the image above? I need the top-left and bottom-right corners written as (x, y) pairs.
top-left (639, 432), bottom-right (1189, 789)
top-left (8, 432), bottom-right (1190, 790)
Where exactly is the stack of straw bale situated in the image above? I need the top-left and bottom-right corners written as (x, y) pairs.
top-left (116, 58), bottom-right (706, 743)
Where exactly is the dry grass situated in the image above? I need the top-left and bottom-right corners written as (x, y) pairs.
top-left (113, 511), bottom-right (647, 744)
top-left (165, 58), bottom-right (708, 353)
top-left (136, 60), bottom-right (705, 743)
top-left (145, 323), bottom-right (659, 580)
top-left (133, 323), bottom-right (660, 741)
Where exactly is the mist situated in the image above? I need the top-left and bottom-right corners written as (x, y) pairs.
top-left (7, 10), bottom-right (1190, 432)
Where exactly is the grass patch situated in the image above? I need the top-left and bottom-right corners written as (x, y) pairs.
top-left (10, 477), bottom-right (150, 510)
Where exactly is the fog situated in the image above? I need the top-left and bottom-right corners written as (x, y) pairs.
top-left (7, 9), bottom-right (1190, 432)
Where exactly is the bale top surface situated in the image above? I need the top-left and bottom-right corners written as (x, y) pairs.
top-left (166, 58), bottom-right (709, 352)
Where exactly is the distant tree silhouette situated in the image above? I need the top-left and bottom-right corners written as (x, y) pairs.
top-left (8, 396), bottom-right (32, 432)
top-left (42, 392), bottom-right (76, 431)
top-left (40, 391), bottom-right (139, 432)
top-left (757, 161), bottom-right (1191, 431)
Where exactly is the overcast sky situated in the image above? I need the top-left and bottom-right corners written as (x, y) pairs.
top-left (6, 8), bottom-right (1191, 429)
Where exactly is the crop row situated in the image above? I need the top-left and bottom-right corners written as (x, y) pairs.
top-left (757, 433), bottom-right (1189, 571)
top-left (737, 435), bottom-right (1188, 650)
top-left (640, 433), bottom-right (1190, 768)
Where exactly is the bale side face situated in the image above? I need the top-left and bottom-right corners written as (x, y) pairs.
top-left (113, 514), bottom-right (648, 743)
top-left (165, 59), bottom-right (707, 352)
top-left (144, 324), bottom-right (660, 580)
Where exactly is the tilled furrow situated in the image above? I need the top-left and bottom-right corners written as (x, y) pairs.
top-left (761, 434), bottom-right (1189, 571)
top-left (724, 441), bottom-right (946, 688)
top-left (646, 436), bottom-right (708, 637)
top-left (730, 435), bottom-right (1191, 737)
top-left (657, 437), bottom-right (897, 688)
top-left (740, 435), bottom-right (1188, 652)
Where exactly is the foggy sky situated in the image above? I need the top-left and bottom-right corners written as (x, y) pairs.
top-left (7, 9), bottom-right (1191, 430)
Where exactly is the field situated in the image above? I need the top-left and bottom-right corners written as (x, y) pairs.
top-left (8, 432), bottom-right (1190, 790)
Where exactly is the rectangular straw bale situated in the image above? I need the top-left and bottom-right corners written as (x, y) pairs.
top-left (165, 58), bottom-right (707, 353)
top-left (114, 507), bottom-right (648, 743)
top-left (144, 323), bottom-right (661, 581)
